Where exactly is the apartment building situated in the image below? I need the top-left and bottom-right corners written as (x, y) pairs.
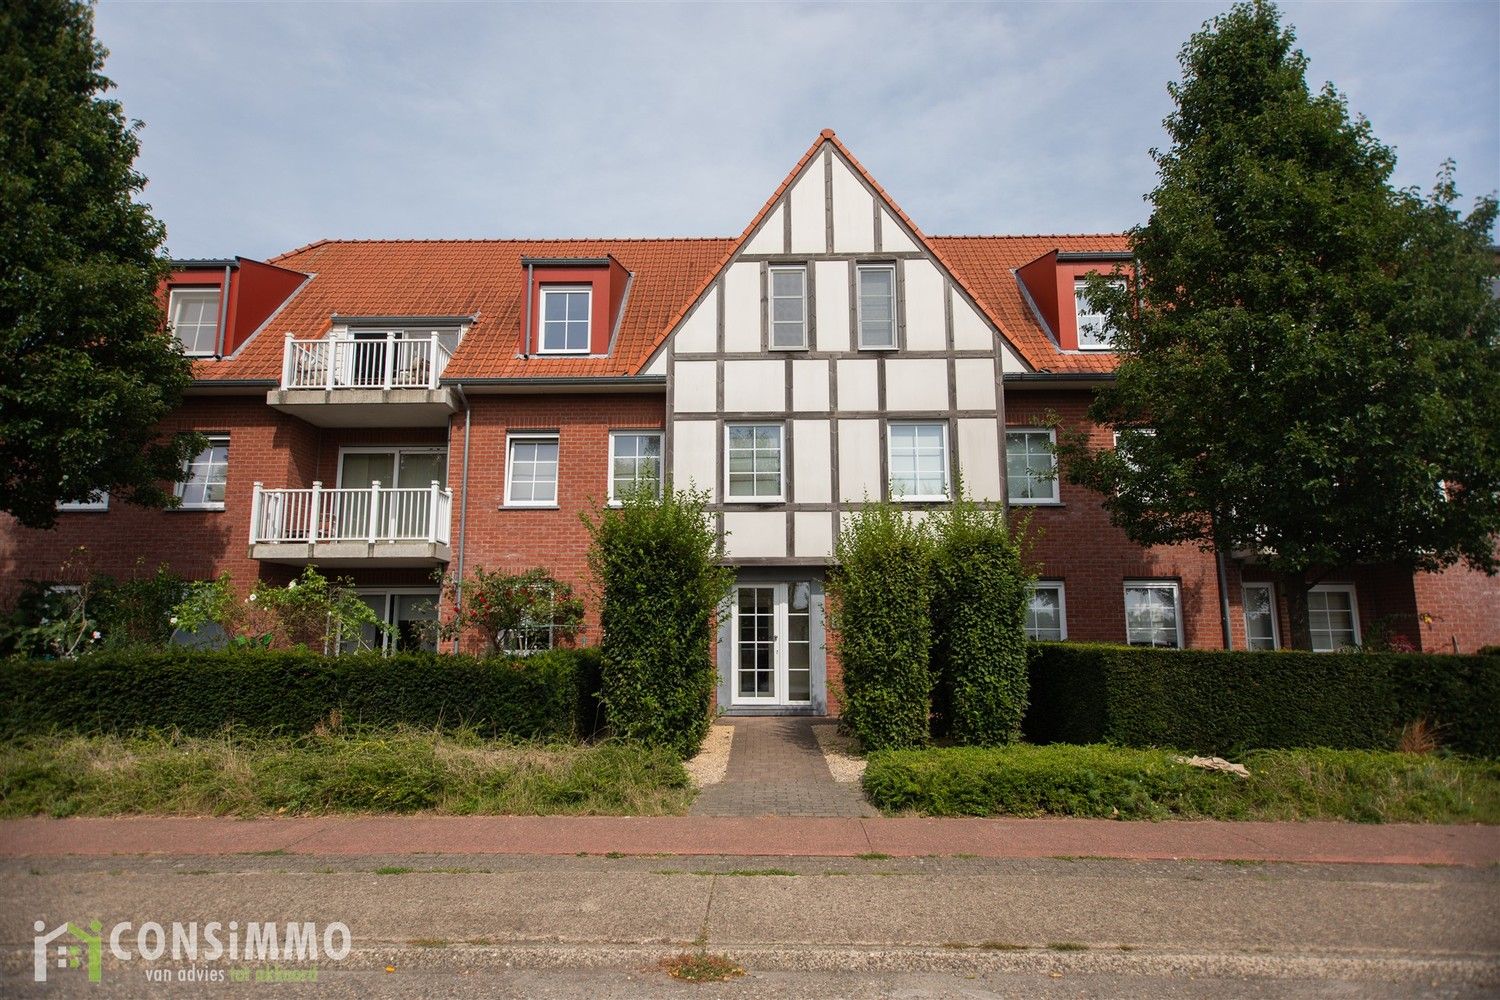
top-left (4, 131), bottom-right (1495, 714)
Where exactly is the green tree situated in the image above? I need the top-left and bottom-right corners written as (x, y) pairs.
top-left (1058, 1), bottom-right (1500, 648)
top-left (1, 0), bottom-right (202, 528)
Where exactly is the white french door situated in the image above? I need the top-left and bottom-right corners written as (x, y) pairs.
top-left (731, 583), bottom-right (813, 706)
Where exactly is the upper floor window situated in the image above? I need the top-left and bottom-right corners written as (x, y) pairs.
top-left (1026, 582), bottom-right (1067, 641)
top-left (1243, 582), bottom-right (1279, 650)
top-left (1124, 580), bottom-right (1182, 648)
top-left (178, 435), bottom-right (229, 510)
top-left (169, 288), bottom-right (221, 356)
top-left (1006, 429), bottom-right (1058, 504)
top-left (726, 423), bottom-right (783, 501)
top-left (540, 286), bottom-right (591, 354)
top-left (506, 434), bottom-right (560, 507)
top-left (1308, 584), bottom-right (1360, 652)
top-left (1074, 278), bottom-right (1124, 350)
top-left (857, 264), bottom-right (896, 349)
top-left (888, 422), bottom-right (948, 501)
top-left (769, 266), bottom-right (807, 349)
top-left (609, 431), bottom-right (663, 502)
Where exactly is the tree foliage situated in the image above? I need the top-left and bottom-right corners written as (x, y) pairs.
top-left (434, 566), bottom-right (584, 655)
top-left (1058, 0), bottom-right (1500, 646)
top-left (1, 0), bottom-right (201, 528)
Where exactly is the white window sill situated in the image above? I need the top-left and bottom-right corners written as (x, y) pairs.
top-left (857, 344), bottom-right (899, 352)
top-left (1008, 498), bottom-right (1062, 506)
top-left (503, 503), bottom-right (560, 510)
top-left (893, 495), bottom-right (950, 503)
top-left (534, 349), bottom-right (590, 356)
top-left (769, 344), bottom-right (809, 352)
top-left (725, 497), bottom-right (785, 505)
top-left (173, 504), bottom-right (226, 512)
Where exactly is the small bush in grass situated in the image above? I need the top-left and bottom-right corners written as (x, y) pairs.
top-left (585, 485), bottom-right (734, 757)
top-left (827, 501), bottom-right (934, 751)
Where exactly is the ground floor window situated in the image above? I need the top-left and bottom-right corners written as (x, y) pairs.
top-left (1242, 582), bottom-right (1279, 650)
top-left (1308, 584), bottom-right (1360, 652)
top-left (1025, 582), bottom-right (1066, 640)
top-left (1123, 580), bottom-right (1182, 648)
top-left (345, 590), bottom-right (438, 654)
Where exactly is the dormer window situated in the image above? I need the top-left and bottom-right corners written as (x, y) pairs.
top-left (540, 286), bottom-right (592, 354)
top-left (1074, 278), bottom-right (1124, 350)
top-left (769, 266), bottom-right (807, 349)
top-left (169, 287), bottom-right (221, 356)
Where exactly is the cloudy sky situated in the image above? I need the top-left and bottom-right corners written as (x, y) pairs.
top-left (93, 1), bottom-right (1498, 261)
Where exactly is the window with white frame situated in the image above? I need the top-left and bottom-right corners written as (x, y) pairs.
top-left (1026, 582), bottom-right (1067, 641)
top-left (888, 422), bottom-right (948, 500)
top-left (1006, 429), bottom-right (1058, 503)
top-left (177, 436), bottom-right (229, 509)
top-left (1242, 582), bottom-right (1279, 650)
top-left (57, 491), bottom-right (109, 512)
top-left (343, 591), bottom-right (439, 655)
top-left (539, 286), bottom-right (591, 353)
top-left (506, 435), bottom-right (560, 506)
top-left (769, 266), bottom-right (807, 349)
top-left (1308, 585), bottom-right (1360, 652)
top-left (168, 288), bottom-right (221, 356)
top-left (857, 264), bottom-right (897, 349)
top-left (726, 424), bottom-right (783, 500)
top-left (1124, 580), bottom-right (1182, 648)
top-left (609, 431), bottom-right (663, 502)
top-left (1074, 277), bottom-right (1124, 350)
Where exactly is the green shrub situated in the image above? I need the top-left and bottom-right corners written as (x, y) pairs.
top-left (929, 492), bottom-right (1032, 745)
top-left (0, 647), bottom-right (604, 741)
top-left (584, 486), bottom-right (734, 757)
top-left (827, 502), bottom-right (934, 751)
top-left (1025, 642), bottom-right (1500, 757)
top-left (862, 744), bottom-right (1500, 822)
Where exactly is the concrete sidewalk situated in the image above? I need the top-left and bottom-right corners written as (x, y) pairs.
top-left (2, 815), bottom-right (1496, 865)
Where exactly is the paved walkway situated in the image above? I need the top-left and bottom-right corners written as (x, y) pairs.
top-left (689, 717), bottom-right (876, 817)
top-left (2, 816), bottom-right (1495, 865)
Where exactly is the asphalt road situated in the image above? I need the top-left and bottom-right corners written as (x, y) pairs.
top-left (3, 853), bottom-right (1496, 998)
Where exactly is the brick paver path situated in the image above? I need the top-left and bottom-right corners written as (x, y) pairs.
top-left (689, 717), bottom-right (876, 817)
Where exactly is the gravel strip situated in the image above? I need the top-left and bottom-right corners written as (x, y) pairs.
top-left (684, 722), bottom-right (734, 787)
top-left (812, 724), bottom-right (866, 783)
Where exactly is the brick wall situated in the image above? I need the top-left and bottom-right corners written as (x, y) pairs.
top-left (1413, 561), bottom-right (1500, 654)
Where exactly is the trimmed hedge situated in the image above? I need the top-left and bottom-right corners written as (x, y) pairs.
top-left (0, 647), bottom-right (605, 740)
top-left (1025, 642), bottom-right (1500, 757)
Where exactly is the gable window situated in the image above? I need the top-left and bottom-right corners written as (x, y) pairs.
top-left (1308, 584), bottom-right (1360, 652)
top-left (726, 423), bottom-right (783, 501)
top-left (1006, 429), bottom-right (1058, 503)
top-left (1026, 582), bottom-right (1067, 641)
top-left (169, 288), bottom-right (221, 356)
top-left (769, 266), bottom-right (807, 349)
top-left (1074, 278), bottom-right (1124, 350)
top-left (609, 431), bottom-right (663, 502)
top-left (1243, 582), bottom-right (1279, 650)
top-left (506, 434), bottom-right (560, 507)
top-left (178, 435), bottom-right (229, 509)
top-left (57, 492), bottom-right (109, 512)
top-left (1124, 580), bottom-right (1182, 648)
top-left (857, 264), bottom-right (896, 349)
top-left (540, 286), bottom-right (591, 354)
top-left (888, 422), bottom-right (948, 500)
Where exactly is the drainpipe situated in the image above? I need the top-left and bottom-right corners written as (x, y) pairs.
top-left (215, 264), bottom-right (232, 358)
top-left (523, 263), bottom-right (534, 358)
top-left (450, 384), bottom-right (473, 653)
top-left (1215, 548), bottom-right (1233, 649)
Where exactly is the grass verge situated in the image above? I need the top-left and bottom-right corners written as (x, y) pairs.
top-left (0, 727), bottom-right (692, 818)
top-left (862, 744), bottom-right (1500, 822)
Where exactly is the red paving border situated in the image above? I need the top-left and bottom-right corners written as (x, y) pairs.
top-left (1, 816), bottom-right (1496, 866)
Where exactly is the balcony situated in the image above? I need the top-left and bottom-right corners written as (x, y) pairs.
top-left (266, 333), bottom-right (461, 427)
top-left (249, 481), bottom-right (452, 566)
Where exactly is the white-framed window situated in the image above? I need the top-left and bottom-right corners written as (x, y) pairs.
top-left (769, 266), bottom-right (807, 349)
top-left (57, 492), bottom-right (109, 512)
top-left (1006, 428), bottom-right (1058, 503)
top-left (725, 423), bottom-right (784, 501)
top-left (539, 286), bottom-right (591, 354)
top-left (506, 434), bottom-right (560, 507)
top-left (1243, 582), bottom-right (1279, 650)
top-left (1026, 582), bottom-right (1067, 641)
top-left (857, 264), bottom-right (897, 349)
top-left (888, 422), bottom-right (949, 501)
top-left (168, 287), bottom-right (221, 356)
top-left (609, 431), bottom-right (663, 503)
top-left (344, 590), bottom-right (439, 655)
top-left (1124, 580), bottom-right (1182, 648)
top-left (1308, 584), bottom-right (1360, 652)
top-left (1074, 277), bottom-right (1124, 350)
top-left (177, 435), bottom-right (229, 509)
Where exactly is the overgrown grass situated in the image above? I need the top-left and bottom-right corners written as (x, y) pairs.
top-left (0, 727), bottom-right (693, 818)
top-left (862, 744), bottom-right (1500, 823)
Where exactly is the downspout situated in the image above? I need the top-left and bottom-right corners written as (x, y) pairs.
top-left (523, 263), bottom-right (534, 358)
top-left (1215, 548), bottom-right (1233, 649)
top-left (215, 264), bottom-right (232, 358)
top-left (450, 383), bottom-right (473, 653)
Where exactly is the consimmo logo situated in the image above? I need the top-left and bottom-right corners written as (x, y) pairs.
top-left (32, 918), bottom-right (352, 983)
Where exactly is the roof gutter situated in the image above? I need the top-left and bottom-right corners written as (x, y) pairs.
top-left (187, 378), bottom-right (279, 389)
top-left (444, 375), bottom-right (666, 388)
top-left (1002, 372), bottom-right (1117, 384)
top-left (1055, 251), bottom-right (1133, 263)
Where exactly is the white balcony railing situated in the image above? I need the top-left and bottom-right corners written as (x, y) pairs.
top-left (250, 481), bottom-right (452, 547)
top-left (280, 333), bottom-right (454, 391)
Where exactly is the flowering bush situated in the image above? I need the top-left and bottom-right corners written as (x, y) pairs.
top-left (172, 566), bottom-right (389, 653)
top-left (433, 566), bottom-right (583, 654)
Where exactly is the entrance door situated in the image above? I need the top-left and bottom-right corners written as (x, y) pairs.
top-left (731, 583), bottom-right (813, 706)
